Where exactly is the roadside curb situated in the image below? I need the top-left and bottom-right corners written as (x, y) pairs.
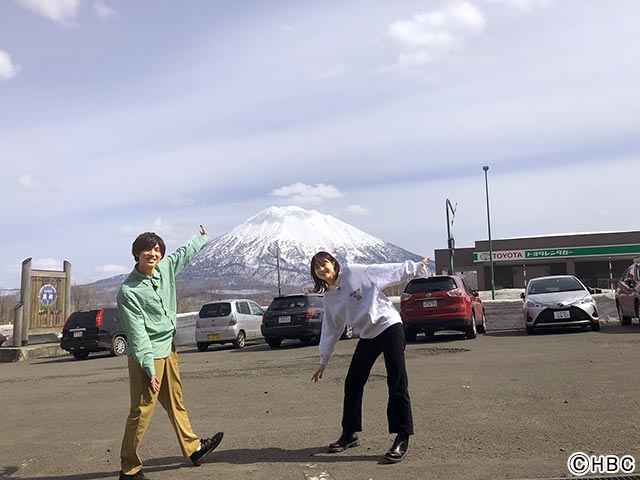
top-left (0, 343), bottom-right (69, 363)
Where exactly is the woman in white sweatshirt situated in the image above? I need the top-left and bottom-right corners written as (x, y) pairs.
top-left (310, 251), bottom-right (430, 463)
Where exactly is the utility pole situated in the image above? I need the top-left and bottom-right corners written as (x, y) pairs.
top-left (276, 242), bottom-right (282, 296)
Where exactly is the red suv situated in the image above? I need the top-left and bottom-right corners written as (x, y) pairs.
top-left (400, 275), bottom-right (486, 341)
top-left (615, 262), bottom-right (640, 325)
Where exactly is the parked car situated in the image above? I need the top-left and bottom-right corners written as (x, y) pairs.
top-left (400, 275), bottom-right (486, 341)
top-left (615, 262), bottom-right (640, 325)
top-left (195, 299), bottom-right (265, 351)
top-left (60, 308), bottom-right (127, 360)
top-left (522, 275), bottom-right (600, 334)
top-left (261, 293), bottom-right (354, 348)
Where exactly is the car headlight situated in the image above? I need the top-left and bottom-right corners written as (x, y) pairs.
top-left (578, 296), bottom-right (594, 305)
top-left (525, 300), bottom-right (542, 308)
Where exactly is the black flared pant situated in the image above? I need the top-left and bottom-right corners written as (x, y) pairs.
top-left (341, 322), bottom-right (414, 436)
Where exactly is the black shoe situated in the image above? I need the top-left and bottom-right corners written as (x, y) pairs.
top-left (383, 434), bottom-right (409, 463)
top-left (118, 470), bottom-right (150, 480)
top-left (190, 432), bottom-right (224, 466)
top-left (328, 431), bottom-right (359, 453)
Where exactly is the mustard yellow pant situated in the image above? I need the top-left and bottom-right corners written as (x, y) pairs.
top-left (120, 349), bottom-right (200, 475)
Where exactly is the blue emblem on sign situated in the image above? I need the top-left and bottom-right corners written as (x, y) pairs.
top-left (38, 284), bottom-right (57, 308)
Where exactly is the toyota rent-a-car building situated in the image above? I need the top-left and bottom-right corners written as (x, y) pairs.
top-left (434, 231), bottom-right (640, 291)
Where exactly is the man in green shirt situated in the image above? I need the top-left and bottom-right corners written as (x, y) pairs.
top-left (117, 225), bottom-right (223, 480)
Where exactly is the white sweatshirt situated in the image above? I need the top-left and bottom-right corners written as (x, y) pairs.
top-left (318, 260), bottom-right (430, 366)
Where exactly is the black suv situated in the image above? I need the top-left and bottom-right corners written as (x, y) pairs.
top-left (60, 308), bottom-right (127, 360)
top-left (261, 293), bottom-right (353, 348)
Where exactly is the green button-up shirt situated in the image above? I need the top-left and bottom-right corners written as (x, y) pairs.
top-left (117, 235), bottom-right (209, 377)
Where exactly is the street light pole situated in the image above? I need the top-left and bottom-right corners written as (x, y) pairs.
top-left (483, 165), bottom-right (495, 300)
top-left (445, 199), bottom-right (457, 275)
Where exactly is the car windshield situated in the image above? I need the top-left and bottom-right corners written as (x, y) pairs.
top-left (269, 296), bottom-right (308, 310)
top-left (199, 302), bottom-right (232, 318)
top-left (405, 277), bottom-right (457, 294)
top-left (528, 277), bottom-right (584, 295)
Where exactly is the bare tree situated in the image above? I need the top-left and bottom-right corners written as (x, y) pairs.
top-left (0, 290), bottom-right (18, 325)
top-left (71, 284), bottom-right (94, 312)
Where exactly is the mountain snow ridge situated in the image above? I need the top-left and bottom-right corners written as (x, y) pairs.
top-left (181, 205), bottom-right (423, 292)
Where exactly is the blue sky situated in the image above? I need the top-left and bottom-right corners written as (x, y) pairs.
top-left (1, 0), bottom-right (639, 288)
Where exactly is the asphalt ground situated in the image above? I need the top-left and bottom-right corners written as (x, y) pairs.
top-left (2, 320), bottom-right (640, 480)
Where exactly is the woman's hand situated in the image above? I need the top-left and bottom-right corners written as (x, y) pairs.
top-left (199, 224), bottom-right (208, 236)
top-left (311, 365), bottom-right (325, 383)
top-left (421, 256), bottom-right (430, 266)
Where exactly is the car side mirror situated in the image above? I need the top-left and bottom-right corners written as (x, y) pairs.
top-left (472, 290), bottom-right (479, 297)
top-left (628, 279), bottom-right (636, 289)
top-left (520, 292), bottom-right (525, 299)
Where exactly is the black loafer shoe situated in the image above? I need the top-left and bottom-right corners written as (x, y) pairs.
top-left (118, 469), bottom-right (151, 480)
top-left (328, 431), bottom-right (359, 453)
top-left (383, 434), bottom-right (409, 463)
top-left (190, 432), bottom-right (224, 466)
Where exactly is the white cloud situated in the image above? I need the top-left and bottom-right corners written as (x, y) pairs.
top-left (345, 205), bottom-right (370, 216)
top-left (32, 258), bottom-right (63, 270)
top-left (18, 174), bottom-right (46, 192)
top-left (0, 49), bottom-right (21, 80)
top-left (95, 264), bottom-right (128, 275)
top-left (94, 0), bottom-right (117, 19)
top-left (387, 1), bottom-right (486, 70)
top-left (271, 182), bottom-right (343, 205)
top-left (13, 0), bottom-right (81, 24)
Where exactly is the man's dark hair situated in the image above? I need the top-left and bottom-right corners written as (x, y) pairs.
top-left (132, 232), bottom-right (166, 262)
top-left (310, 251), bottom-right (340, 293)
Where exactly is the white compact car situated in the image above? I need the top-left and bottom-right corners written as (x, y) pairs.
top-left (195, 299), bottom-right (265, 351)
top-left (522, 275), bottom-right (600, 334)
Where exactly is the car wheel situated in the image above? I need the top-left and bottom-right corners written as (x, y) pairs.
top-left (477, 310), bottom-right (487, 334)
top-left (72, 351), bottom-right (90, 360)
top-left (110, 335), bottom-right (127, 356)
top-left (266, 338), bottom-right (282, 349)
top-left (617, 302), bottom-right (632, 325)
top-left (232, 331), bottom-right (246, 349)
top-left (465, 313), bottom-right (477, 339)
top-left (404, 328), bottom-right (418, 342)
top-left (341, 324), bottom-right (354, 340)
top-left (590, 321), bottom-right (600, 332)
top-left (197, 342), bottom-right (209, 352)
top-left (525, 325), bottom-right (534, 334)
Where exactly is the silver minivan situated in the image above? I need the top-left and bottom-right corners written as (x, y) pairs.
top-left (195, 299), bottom-right (265, 351)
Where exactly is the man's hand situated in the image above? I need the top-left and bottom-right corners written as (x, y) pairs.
top-left (311, 365), bottom-right (325, 383)
top-left (199, 224), bottom-right (208, 236)
top-left (150, 375), bottom-right (160, 393)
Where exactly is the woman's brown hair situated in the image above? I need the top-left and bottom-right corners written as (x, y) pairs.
top-left (310, 251), bottom-right (340, 293)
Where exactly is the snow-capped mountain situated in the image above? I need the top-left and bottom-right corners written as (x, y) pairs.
top-left (180, 205), bottom-right (424, 292)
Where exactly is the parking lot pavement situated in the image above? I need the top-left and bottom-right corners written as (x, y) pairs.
top-left (2, 322), bottom-right (640, 480)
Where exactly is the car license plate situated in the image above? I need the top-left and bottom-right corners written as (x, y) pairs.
top-left (423, 300), bottom-right (437, 308)
top-left (73, 331), bottom-right (83, 338)
top-left (207, 334), bottom-right (220, 341)
top-left (554, 311), bottom-right (570, 319)
top-left (279, 316), bottom-right (291, 324)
